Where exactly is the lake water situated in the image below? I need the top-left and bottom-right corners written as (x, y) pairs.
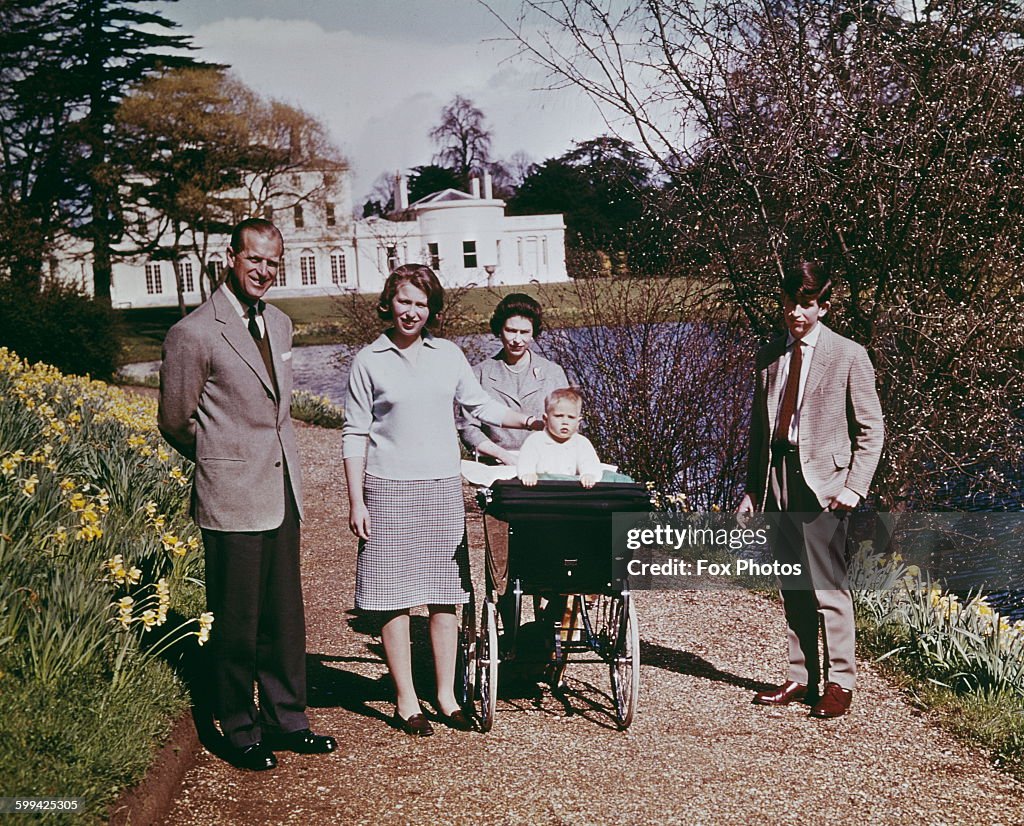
top-left (122, 333), bottom-right (532, 405)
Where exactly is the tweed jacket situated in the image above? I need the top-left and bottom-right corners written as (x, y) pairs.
top-left (158, 285), bottom-right (303, 532)
top-left (458, 350), bottom-right (569, 453)
top-left (745, 324), bottom-right (884, 510)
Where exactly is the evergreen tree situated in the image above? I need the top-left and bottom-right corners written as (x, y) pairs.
top-left (0, 0), bottom-right (201, 297)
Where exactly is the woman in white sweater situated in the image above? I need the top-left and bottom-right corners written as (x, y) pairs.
top-left (343, 265), bottom-right (541, 736)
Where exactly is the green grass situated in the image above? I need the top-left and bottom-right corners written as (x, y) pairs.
top-left (0, 659), bottom-right (188, 823)
top-left (114, 278), bottom-right (706, 364)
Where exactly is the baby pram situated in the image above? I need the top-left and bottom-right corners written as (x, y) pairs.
top-left (458, 479), bottom-right (652, 731)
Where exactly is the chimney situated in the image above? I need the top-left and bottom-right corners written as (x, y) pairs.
top-left (470, 177), bottom-right (480, 198)
top-left (395, 172), bottom-right (409, 210)
top-left (483, 171), bottom-right (493, 200)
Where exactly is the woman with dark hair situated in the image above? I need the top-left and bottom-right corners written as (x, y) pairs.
top-left (342, 265), bottom-right (542, 737)
top-left (458, 293), bottom-right (569, 466)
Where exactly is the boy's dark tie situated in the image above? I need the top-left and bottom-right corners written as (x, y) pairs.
top-left (774, 340), bottom-right (803, 442)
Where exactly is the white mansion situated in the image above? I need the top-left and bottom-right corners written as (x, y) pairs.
top-left (53, 167), bottom-right (568, 309)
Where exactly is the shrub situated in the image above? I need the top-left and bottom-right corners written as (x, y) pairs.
top-left (0, 281), bottom-right (121, 380)
top-left (537, 276), bottom-right (753, 507)
top-left (290, 390), bottom-right (345, 429)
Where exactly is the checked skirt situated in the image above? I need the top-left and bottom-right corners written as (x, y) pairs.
top-left (355, 475), bottom-right (471, 612)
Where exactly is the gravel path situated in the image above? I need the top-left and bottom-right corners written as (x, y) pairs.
top-left (159, 424), bottom-right (1024, 826)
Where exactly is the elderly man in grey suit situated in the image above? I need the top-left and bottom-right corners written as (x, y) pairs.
top-left (159, 218), bottom-right (335, 770)
top-left (738, 260), bottom-right (884, 719)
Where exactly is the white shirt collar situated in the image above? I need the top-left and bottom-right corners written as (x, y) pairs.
top-left (222, 285), bottom-right (263, 320)
top-left (371, 330), bottom-right (439, 352)
top-left (786, 322), bottom-right (823, 349)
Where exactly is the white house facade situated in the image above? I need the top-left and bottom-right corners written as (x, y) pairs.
top-left (52, 167), bottom-right (568, 308)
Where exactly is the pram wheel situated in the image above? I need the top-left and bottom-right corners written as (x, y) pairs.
top-left (455, 598), bottom-right (476, 708)
top-left (609, 595), bottom-right (639, 729)
top-left (581, 593), bottom-right (639, 729)
top-left (474, 600), bottom-right (499, 732)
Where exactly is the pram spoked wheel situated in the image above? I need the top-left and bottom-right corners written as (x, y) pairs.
top-left (455, 597), bottom-right (476, 709)
top-left (473, 600), bottom-right (499, 731)
top-left (601, 593), bottom-right (640, 729)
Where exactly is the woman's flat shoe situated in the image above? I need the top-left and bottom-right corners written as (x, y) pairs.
top-left (393, 711), bottom-right (434, 737)
top-left (438, 708), bottom-right (474, 731)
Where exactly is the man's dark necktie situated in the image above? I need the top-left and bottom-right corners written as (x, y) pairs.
top-left (774, 339), bottom-right (803, 442)
top-left (248, 304), bottom-right (276, 390)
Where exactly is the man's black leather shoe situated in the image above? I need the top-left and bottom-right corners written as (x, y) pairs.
top-left (229, 742), bottom-right (277, 771)
top-left (264, 728), bottom-right (337, 754)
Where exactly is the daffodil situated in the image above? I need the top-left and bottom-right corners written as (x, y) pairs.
top-left (197, 612), bottom-right (214, 645)
top-left (116, 596), bottom-right (135, 629)
top-left (21, 474), bottom-right (39, 497)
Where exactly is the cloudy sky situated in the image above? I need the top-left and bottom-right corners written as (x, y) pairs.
top-left (160, 0), bottom-right (617, 202)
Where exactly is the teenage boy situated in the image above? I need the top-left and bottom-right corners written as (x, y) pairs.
top-left (737, 261), bottom-right (884, 719)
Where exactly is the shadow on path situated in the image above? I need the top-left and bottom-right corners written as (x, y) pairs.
top-left (640, 641), bottom-right (773, 693)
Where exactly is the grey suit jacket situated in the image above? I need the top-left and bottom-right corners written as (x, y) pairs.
top-left (746, 324), bottom-right (884, 510)
top-left (158, 285), bottom-right (303, 532)
top-left (458, 350), bottom-right (569, 453)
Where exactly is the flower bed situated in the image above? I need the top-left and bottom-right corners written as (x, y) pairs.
top-left (0, 348), bottom-right (207, 820)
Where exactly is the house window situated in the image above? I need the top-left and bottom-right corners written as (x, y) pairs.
top-left (463, 240), bottom-right (477, 268)
top-left (542, 237), bottom-right (548, 266)
top-left (330, 250), bottom-right (347, 285)
top-left (386, 245), bottom-right (400, 272)
top-left (175, 259), bottom-right (195, 293)
top-left (428, 242), bottom-right (440, 270)
top-left (496, 240), bottom-right (502, 267)
top-left (300, 250), bottom-right (317, 285)
top-left (206, 255), bottom-right (223, 284)
top-left (274, 257), bottom-right (286, 287)
top-left (144, 263), bottom-right (162, 295)
top-left (517, 238), bottom-right (523, 267)
top-left (325, 202), bottom-right (336, 227)
top-left (294, 204), bottom-right (304, 229)
top-left (525, 237), bottom-right (538, 274)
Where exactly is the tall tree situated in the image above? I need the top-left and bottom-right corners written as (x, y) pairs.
top-left (361, 171), bottom-right (395, 218)
top-left (509, 136), bottom-right (668, 271)
top-left (239, 96), bottom-right (346, 218)
top-left (487, 150), bottom-right (534, 199)
top-left (71, 0), bottom-right (199, 303)
top-left (0, 1), bottom-right (84, 289)
top-left (429, 95), bottom-right (492, 185)
top-left (0, 0), bottom-right (200, 297)
top-left (116, 67), bottom-right (347, 315)
top-left (406, 164), bottom-right (463, 203)
top-left (116, 68), bottom-right (250, 312)
top-left (495, 0), bottom-right (1024, 506)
